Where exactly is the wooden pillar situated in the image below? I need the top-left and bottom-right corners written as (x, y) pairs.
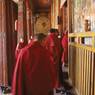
top-left (59, 0), bottom-right (68, 32)
top-left (63, 5), bottom-right (67, 31)
top-left (67, 0), bottom-right (72, 33)
top-left (25, 0), bottom-right (32, 40)
top-left (0, 0), bottom-right (8, 85)
top-left (51, 0), bottom-right (59, 29)
top-left (26, 8), bottom-right (32, 40)
top-left (59, 0), bottom-right (65, 32)
top-left (6, 0), bottom-right (18, 85)
top-left (58, 0), bottom-right (61, 32)
top-left (51, 0), bottom-right (54, 28)
top-left (18, 0), bottom-right (27, 43)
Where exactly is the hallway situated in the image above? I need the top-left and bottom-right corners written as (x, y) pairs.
top-left (0, 0), bottom-right (95, 95)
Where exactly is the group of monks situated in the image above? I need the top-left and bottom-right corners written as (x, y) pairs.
top-left (12, 28), bottom-right (68, 95)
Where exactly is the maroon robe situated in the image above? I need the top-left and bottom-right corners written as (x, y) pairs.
top-left (45, 33), bottom-right (61, 63)
top-left (61, 33), bottom-right (68, 64)
top-left (12, 41), bottom-right (56, 95)
top-left (45, 33), bottom-right (61, 88)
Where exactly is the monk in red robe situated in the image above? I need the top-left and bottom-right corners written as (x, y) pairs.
top-left (60, 31), bottom-right (70, 94)
top-left (45, 29), bottom-right (61, 89)
top-left (12, 33), bottom-right (56, 95)
top-left (61, 31), bottom-right (68, 66)
top-left (15, 38), bottom-right (26, 60)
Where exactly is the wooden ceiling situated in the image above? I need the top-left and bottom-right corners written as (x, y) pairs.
top-left (31, 0), bottom-right (51, 13)
top-left (12, 0), bottom-right (51, 13)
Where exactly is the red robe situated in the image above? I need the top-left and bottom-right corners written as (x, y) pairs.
top-left (45, 33), bottom-right (61, 63)
top-left (61, 34), bottom-right (68, 64)
top-left (12, 41), bottom-right (56, 95)
top-left (12, 41), bottom-right (26, 88)
top-left (45, 33), bottom-right (61, 88)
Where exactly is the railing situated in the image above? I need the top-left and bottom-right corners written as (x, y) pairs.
top-left (69, 32), bottom-right (95, 95)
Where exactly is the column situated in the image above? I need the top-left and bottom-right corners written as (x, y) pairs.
top-left (67, 0), bottom-right (72, 33)
top-left (18, 0), bottom-right (27, 43)
top-left (63, 5), bottom-right (67, 31)
top-left (25, 0), bottom-right (32, 40)
top-left (51, 0), bottom-right (59, 29)
top-left (54, 0), bottom-right (59, 28)
top-left (6, 0), bottom-right (18, 85)
top-left (26, 8), bottom-right (32, 40)
top-left (0, 0), bottom-right (8, 85)
top-left (51, 0), bottom-right (54, 28)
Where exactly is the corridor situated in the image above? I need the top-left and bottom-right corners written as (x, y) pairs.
top-left (0, 0), bottom-right (95, 95)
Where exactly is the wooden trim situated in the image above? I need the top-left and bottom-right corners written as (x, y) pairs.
top-left (69, 43), bottom-right (95, 52)
top-left (69, 32), bottom-right (95, 37)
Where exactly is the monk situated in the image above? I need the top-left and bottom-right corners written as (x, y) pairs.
top-left (12, 33), bottom-right (56, 95)
top-left (45, 28), bottom-right (61, 90)
top-left (61, 31), bottom-right (68, 66)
